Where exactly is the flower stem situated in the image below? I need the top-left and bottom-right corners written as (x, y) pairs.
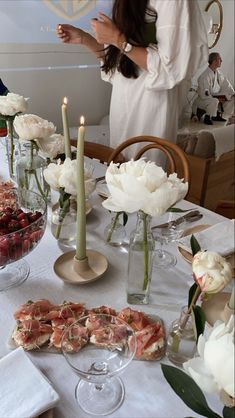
top-left (106, 212), bottom-right (120, 243)
top-left (26, 141), bottom-right (47, 199)
top-left (170, 285), bottom-right (201, 353)
top-left (55, 198), bottom-right (70, 239)
top-left (7, 119), bottom-right (14, 178)
top-left (143, 212), bottom-right (149, 291)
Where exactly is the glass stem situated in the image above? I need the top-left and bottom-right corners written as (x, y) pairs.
top-left (95, 384), bottom-right (104, 391)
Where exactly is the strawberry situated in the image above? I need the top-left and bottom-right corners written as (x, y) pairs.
top-left (19, 218), bottom-right (30, 229)
top-left (30, 229), bottom-right (43, 242)
top-left (8, 220), bottom-right (20, 232)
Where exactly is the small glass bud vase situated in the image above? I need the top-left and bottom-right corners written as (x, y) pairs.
top-left (16, 141), bottom-right (50, 200)
top-left (5, 119), bottom-right (21, 180)
top-left (104, 212), bottom-right (126, 246)
top-left (166, 306), bottom-right (197, 366)
top-left (51, 197), bottom-right (77, 246)
top-left (127, 210), bottom-right (155, 305)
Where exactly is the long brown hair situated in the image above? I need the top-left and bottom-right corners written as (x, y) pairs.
top-left (101, 0), bottom-right (157, 78)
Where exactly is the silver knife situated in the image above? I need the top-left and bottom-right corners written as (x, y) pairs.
top-left (151, 210), bottom-right (202, 229)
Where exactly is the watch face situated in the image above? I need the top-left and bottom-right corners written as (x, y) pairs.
top-left (123, 42), bottom-right (133, 53)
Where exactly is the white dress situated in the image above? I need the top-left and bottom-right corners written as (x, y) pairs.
top-left (101, 0), bottom-right (208, 161)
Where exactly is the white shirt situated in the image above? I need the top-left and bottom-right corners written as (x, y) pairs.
top-left (101, 0), bottom-right (208, 160)
top-left (197, 66), bottom-right (235, 99)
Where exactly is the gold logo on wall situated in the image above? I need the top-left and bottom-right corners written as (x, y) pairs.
top-left (43, 0), bottom-right (96, 21)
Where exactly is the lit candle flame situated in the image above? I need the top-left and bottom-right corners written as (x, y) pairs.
top-left (63, 97), bottom-right (68, 105)
top-left (80, 115), bottom-right (85, 126)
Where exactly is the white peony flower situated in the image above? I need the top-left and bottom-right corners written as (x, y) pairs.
top-left (183, 316), bottom-right (235, 404)
top-left (43, 158), bottom-right (95, 197)
top-left (37, 133), bottom-right (65, 159)
top-left (14, 114), bottom-right (55, 141)
top-left (102, 159), bottom-right (188, 216)
top-left (192, 251), bottom-right (233, 293)
top-left (0, 93), bottom-right (28, 116)
top-left (43, 160), bottom-right (63, 191)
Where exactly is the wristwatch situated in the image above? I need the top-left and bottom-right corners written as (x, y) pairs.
top-left (121, 41), bottom-right (133, 53)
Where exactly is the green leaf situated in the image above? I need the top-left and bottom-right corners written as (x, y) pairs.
top-left (190, 235), bottom-right (201, 256)
top-left (191, 305), bottom-right (206, 341)
top-left (188, 283), bottom-right (198, 308)
top-left (223, 406), bottom-right (235, 418)
top-left (161, 364), bottom-right (222, 418)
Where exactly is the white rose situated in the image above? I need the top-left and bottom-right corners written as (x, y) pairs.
top-left (0, 93), bottom-right (28, 116)
top-left (192, 251), bottom-right (233, 293)
top-left (43, 160), bottom-right (63, 191)
top-left (37, 133), bottom-right (65, 159)
top-left (102, 159), bottom-right (188, 216)
top-left (183, 316), bottom-right (235, 404)
top-left (14, 114), bottom-right (55, 140)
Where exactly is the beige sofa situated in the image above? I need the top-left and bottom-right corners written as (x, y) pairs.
top-left (176, 124), bottom-right (235, 211)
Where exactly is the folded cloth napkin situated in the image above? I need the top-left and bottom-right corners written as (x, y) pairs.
top-left (0, 347), bottom-right (59, 418)
top-left (179, 219), bottom-right (235, 256)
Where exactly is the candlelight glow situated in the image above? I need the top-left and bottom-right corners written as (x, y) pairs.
top-left (63, 97), bottom-right (68, 105)
top-left (80, 115), bottom-right (85, 126)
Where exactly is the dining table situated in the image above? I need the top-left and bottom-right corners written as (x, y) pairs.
top-left (0, 145), bottom-right (230, 418)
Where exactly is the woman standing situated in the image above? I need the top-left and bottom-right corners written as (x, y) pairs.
top-left (57, 0), bottom-right (208, 160)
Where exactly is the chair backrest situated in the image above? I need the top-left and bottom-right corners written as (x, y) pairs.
top-left (215, 200), bottom-right (235, 219)
top-left (70, 140), bottom-right (125, 165)
top-left (108, 135), bottom-right (190, 184)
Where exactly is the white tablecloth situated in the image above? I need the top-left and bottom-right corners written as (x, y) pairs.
top-left (0, 146), bottom-right (227, 418)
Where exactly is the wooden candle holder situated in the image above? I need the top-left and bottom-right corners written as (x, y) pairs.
top-left (54, 249), bottom-right (108, 284)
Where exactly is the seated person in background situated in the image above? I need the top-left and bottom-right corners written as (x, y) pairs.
top-left (0, 78), bottom-right (9, 136)
top-left (192, 52), bottom-right (234, 125)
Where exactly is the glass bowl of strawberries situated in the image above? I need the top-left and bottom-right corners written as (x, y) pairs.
top-left (0, 188), bottom-right (47, 291)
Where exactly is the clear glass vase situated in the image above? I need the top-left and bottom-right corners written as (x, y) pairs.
top-left (16, 141), bottom-right (50, 200)
top-left (127, 210), bottom-right (155, 305)
top-left (166, 306), bottom-right (197, 366)
top-left (104, 212), bottom-right (126, 246)
top-left (51, 197), bottom-right (77, 246)
top-left (5, 119), bottom-right (21, 180)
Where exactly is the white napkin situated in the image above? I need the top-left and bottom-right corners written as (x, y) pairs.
top-left (179, 220), bottom-right (235, 256)
top-left (0, 347), bottom-right (59, 418)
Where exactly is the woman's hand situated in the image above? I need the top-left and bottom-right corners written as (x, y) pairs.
top-left (56, 24), bottom-right (85, 44)
top-left (90, 13), bottom-right (123, 48)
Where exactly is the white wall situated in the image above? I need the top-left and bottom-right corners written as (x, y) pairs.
top-left (0, 42), bottom-right (112, 132)
top-left (0, 0), bottom-right (233, 132)
top-left (198, 0), bottom-right (234, 83)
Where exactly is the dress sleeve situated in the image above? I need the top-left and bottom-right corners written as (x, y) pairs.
top-left (145, 0), bottom-right (208, 91)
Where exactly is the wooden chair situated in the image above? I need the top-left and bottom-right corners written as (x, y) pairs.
top-left (215, 200), bottom-right (235, 219)
top-left (70, 140), bottom-right (125, 165)
top-left (108, 135), bottom-right (190, 185)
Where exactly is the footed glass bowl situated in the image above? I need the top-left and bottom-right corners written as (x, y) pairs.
top-left (62, 314), bottom-right (136, 416)
top-left (0, 189), bottom-right (47, 291)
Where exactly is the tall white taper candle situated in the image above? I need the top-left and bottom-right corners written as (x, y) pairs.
top-left (61, 97), bottom-right (71, 159)
top-left (75, 116), bottom-right (86, 260)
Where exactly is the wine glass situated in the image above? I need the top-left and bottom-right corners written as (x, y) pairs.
top-left (0, 188), bottom-right (47, 291)
top-left (61, 314), bottom-right (137, 416)
top-left (152, 213), bottom-right (186, 268)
